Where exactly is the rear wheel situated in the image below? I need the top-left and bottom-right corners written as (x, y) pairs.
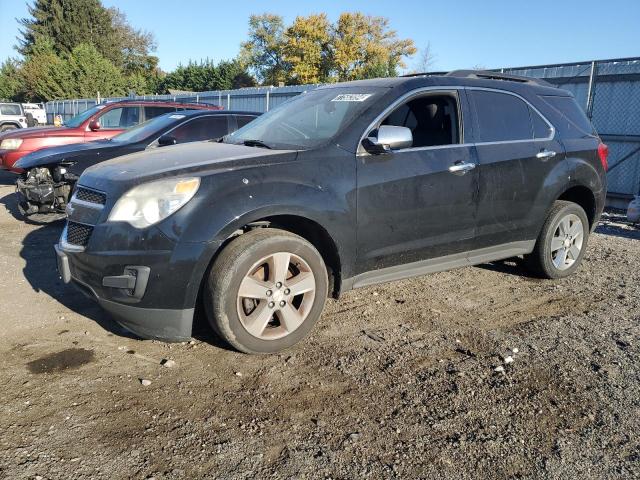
top-left (525, 200), bottom-right (590, 279)
top-left (204, 228), bottom-right (328, 354)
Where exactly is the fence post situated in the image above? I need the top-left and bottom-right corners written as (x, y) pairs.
top-left (227, 93), bottom-right (231, 110)
top-left (586, 60), bottom-right (598, 119)
top-left (266, 89), bottom-right (270, 112)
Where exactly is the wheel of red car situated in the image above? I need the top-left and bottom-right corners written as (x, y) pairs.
top-left (204, 228), bottom-right (328, 354)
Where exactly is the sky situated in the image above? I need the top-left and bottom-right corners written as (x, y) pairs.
top-left (1, 0), bottom-right (639, 72)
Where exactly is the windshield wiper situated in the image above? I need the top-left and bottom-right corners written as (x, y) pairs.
top-left (243, 139), bottom-right (272, 149)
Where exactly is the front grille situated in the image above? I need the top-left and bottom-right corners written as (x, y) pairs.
top-left (74, 187), bottom-right (106, 205)
top-left (66, 221), bottom-right (93, 247)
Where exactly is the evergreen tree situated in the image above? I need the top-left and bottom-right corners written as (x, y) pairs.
top-left (0, 59), bottom-right (23, 101)
top-left (18, 0), bottom-right (120, 64)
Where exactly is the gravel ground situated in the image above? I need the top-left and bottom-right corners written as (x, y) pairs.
top-left (0, 171), bottom-right (638, 479)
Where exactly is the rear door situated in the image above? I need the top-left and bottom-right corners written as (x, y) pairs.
top-left (356, 89), bottom-right (479, 273)
top-left (468, 88), bottom-right (564, 248)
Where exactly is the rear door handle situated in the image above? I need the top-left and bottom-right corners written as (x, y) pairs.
top-left (536, 149), bottom-right (556, 160)
top-left (448, 162), bottom-right (476, 175)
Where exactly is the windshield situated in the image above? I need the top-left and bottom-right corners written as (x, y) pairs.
top-left (111, 113), bottom-right (187, 143)
top-left (225, 86), bottom-right (384, 149)
top-left (64, 105), bottom-right (105, 128)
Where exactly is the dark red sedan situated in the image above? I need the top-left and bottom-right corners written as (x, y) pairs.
top-left (0, 100), bottom-right (221, 173)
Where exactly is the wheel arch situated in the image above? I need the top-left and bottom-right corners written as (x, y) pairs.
top-left (190, 210), bottom-right (344, 323)
top-left (556, 184), bottom-right (597, 228)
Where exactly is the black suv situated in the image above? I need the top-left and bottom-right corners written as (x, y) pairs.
top-left (55, 71), bottom-right (608, 353)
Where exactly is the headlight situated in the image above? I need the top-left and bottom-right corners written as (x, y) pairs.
top-left (0, 138), bottom-right (23, 150)
top-left (108, 177), bottom-right (200, 228)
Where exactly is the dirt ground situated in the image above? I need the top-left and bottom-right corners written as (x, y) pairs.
top-left (0, 170), bottom-right (638, 480)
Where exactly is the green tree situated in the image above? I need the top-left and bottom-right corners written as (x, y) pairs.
top-left (157, 59), bottom-right (255, 93)
top-left (331, 12), bottom-right (416, 81)
top-left (18, 0), bottom-right (120, 63)
top-left (107, 7), bottom-right (160, 80)
top-left (18, 0), bottom-right (159, 86)
top-left (240, 14), bottom-right (289, 85)
top-left (283, 14), bottom-right (331, 84)
top-left (19, 37), bottom-right (72, 101)
top-left (18, 39), bottom-right (126, 101)
top-left (65, 43), bottom-right (126, 98)
top-left (0, 59), bottom-right (23, 100)
top-left (241, 12), bottom-right (417, 85)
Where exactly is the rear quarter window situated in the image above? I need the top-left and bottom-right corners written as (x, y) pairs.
top-left (540, 95), bottom-right (596, 137)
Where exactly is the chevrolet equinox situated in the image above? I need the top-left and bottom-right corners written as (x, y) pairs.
top-left (55, 71), bottom-right (608, 353)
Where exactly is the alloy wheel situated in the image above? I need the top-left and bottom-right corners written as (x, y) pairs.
top-left (550, 213), bottom-right (584, 270)
top-left (237, 252), bottom-right (316, 340)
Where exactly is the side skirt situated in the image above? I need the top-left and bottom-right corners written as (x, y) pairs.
top-left (342, 240), bottom-right (536, 290)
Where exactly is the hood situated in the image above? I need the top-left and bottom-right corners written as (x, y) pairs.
top-left (14, 140), bottom-right (118, 169)
top-left (80, 141), bottom-right (297, 191)
top-left (0, 125), bottom-right (67, 140)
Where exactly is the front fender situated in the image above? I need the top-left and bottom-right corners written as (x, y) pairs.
top-left (161, 150), bottom-right (357, 310)
top-left (15, 151), bottom-right (65, 169)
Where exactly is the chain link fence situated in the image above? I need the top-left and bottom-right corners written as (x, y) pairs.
top-left (504, 57), bottom-right (640, 199)
top-left (45, 85), bottom-right (313, 124)
top-left (46, 57), bottom-right (640, 199)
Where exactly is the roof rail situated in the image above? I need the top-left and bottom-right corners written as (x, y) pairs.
top-left (400, 71), bottom-right (449, 78)
top-left (104, 98), bottom-right (216, 105)
top-left (445, 70), bottom-right (553, 87)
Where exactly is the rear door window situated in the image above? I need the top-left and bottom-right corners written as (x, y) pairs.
top-left (144, 106), bottom-right (176, 121)
top-left (470, 90), bottom-right (532, 142)
top-left (530, 107), bottom-right (553, 139)
top-left (169, 116), bottom-right (229, 143)
top-left (99, 106), bottom-right (141, 129)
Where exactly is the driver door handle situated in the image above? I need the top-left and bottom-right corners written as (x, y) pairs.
top-left (448, 162), bottom-right (476, 175)
top-left (536, 149), bottom-right (556, 160)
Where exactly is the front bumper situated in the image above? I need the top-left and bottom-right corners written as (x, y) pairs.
top-left (55, 242), bottom-right (200, 342)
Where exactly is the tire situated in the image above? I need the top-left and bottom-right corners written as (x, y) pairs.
top-left (524, 200), bottom-right (590, 279)
top-left (0, 124), bottom-right (17, 132)
top-left (204, 228), bottom-right (328, 354)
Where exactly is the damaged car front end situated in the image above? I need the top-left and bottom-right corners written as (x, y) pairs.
top-left (16, 163), bottom-right (77, 215)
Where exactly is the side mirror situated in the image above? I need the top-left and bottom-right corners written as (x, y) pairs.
top-left (362, 125), bottom-right (413, 154)
top-left (158, 135), bottom-right (177, 146)
top-left (88, 119), bottom-right (101, 131)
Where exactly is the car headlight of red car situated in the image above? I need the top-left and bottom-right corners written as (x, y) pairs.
top-left (0, 138), bottom-right (23, 150)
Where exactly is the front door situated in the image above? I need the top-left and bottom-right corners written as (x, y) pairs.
top-left (356, 89), bottom-right (479, 274)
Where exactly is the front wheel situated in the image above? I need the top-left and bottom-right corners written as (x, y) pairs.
top-left (204, 228), bottom-right (328, 354)
top-left (524, 200), bottom-right (590, 279)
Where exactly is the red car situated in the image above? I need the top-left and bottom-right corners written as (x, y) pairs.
top-left (0, 100), bottom-right (222, 173)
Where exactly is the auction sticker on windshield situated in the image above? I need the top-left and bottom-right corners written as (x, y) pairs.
top-left (169, 114), bottom-right (186, 119)
top-left (331, 93), bottom-right (373, 102)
